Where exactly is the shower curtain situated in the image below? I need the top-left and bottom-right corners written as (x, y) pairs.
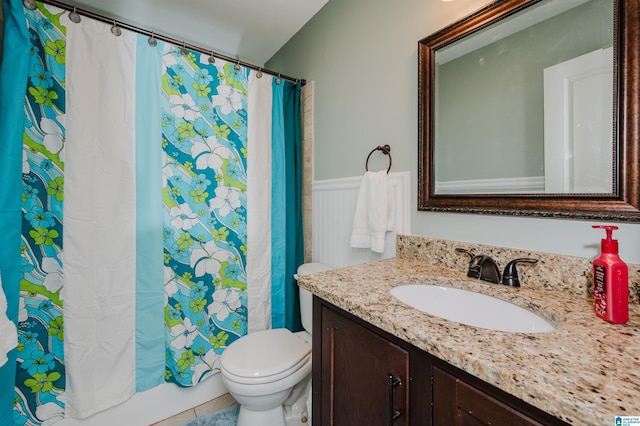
top-left (0, 1), bottom-right (303, 424)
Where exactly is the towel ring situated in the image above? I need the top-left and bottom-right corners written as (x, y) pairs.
top-left (365, 145), bottom-right (392, 174)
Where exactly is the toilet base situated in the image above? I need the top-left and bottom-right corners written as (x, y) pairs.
top-left (238, 405), bottom-right (285, 426)
top-left (284, 377), bottom-right (312, 426)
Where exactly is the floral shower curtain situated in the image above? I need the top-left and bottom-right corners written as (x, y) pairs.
top-left (160, 41), bottom-right (249, 388)
top-left (1, 2), bottom-right (67, 424)
top-left (0, 1), bottom-right (303, 424)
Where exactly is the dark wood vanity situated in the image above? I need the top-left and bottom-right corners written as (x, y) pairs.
top-left (312, 297), bottom-right (568, 425)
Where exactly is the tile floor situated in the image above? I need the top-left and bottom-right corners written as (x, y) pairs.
top-left (150, 393), bottom-right (237, 426)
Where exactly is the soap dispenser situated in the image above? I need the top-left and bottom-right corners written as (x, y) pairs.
top-left (592, 225), bottom-right (628, 324)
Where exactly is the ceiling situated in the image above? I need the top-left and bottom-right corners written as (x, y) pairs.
top-left (71, 0), bottom-right (330, 66)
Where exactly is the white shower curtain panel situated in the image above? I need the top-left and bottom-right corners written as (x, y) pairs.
top-left (0, 272), bottom-right (18, 367)
top-left (62, 14), bottom-right (138, 419)
top-left (247, 73), bottom-right (273, 333)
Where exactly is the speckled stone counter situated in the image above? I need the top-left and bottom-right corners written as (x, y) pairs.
top-left (298, 235), bottom-right (640, 425)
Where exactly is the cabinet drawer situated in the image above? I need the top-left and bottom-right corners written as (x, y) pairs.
top-left (433, 366), bottom-right (544, 426)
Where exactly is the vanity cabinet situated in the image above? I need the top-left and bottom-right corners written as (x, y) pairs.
top-left (432, 366), bottom-right (546, 425)
top-left (313, 297), bottom-right (566, 426)
top-left (313, 297), bottom-right (431, 425)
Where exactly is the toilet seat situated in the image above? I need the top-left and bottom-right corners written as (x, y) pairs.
top-left (221, 328), bottom-right (311, 385)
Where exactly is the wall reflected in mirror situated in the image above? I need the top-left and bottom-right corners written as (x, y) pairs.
top-left (433, 0), bottom-right (614, 195)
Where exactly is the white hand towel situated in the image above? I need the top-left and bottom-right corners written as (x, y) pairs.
top-left (0, 272), bottom-right (18, 367)
top-left (350, 170), bottom-right (394, 253)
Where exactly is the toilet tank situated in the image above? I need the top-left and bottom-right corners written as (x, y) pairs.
top-left (296, 263), bottom-right (332, 335)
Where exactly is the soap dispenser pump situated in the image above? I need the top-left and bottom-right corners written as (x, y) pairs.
top-left (592, 225), bottom-right (628, 324)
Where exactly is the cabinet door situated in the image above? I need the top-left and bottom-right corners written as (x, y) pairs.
top-left (433, 366), bottom-right (544, 426)
top-left (321, 303), bottom-right (409, 426)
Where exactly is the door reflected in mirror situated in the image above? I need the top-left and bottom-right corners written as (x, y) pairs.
top-left (433, 0), bottom-right (613, 195)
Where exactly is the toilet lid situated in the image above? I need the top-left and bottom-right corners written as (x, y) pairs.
top-left (221, 328), bottom-right (311, 380)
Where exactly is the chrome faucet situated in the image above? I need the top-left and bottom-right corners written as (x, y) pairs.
top-left (455, 248), bottom-right (538, 287)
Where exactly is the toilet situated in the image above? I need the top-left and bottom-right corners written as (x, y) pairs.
top-left (220, 262), bottom-right (332, 426)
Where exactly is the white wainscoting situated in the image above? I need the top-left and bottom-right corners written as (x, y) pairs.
top-left (434, 175), bottom-right (544, 194)
top-left (311, 172), bottom-right (410, 268)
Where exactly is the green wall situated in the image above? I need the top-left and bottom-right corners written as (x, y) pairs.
top-left (267, 0), bottom-right (640, 262)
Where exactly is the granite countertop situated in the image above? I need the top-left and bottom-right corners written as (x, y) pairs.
top-left (299, 237), bottom-right (640, 425)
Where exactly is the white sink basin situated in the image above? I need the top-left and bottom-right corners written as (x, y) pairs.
top-left (390, 284), bottom-right (556, 333)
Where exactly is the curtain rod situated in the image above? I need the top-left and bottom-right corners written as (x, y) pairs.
top-left (34, 0), bottom-right (305, 85)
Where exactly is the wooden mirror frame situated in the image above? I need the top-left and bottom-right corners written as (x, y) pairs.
top-left (418, 0), bottom-right (640, 220)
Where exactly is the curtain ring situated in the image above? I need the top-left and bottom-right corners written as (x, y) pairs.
top-left (23, 0), bottom-right (36, 10)
top-left (256, 67), bottom-right (263, 79)
top-left (208, 50), bottom-right (216, 64)
top-left (275, 73), bottom-right (282, 85)
top-left (69, 6), bottom-right (81, 23)
top-left (111, 19), bottom-right (122, 37)
top-left (181, 41), bottom-right (188, 56)
top-left (148, 32), bottom-right (158, 47)
top-left (234, 60), bottom-right (241, 71)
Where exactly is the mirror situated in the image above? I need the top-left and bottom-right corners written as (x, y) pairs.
top-left (418, 0), bottom-right (640, 220)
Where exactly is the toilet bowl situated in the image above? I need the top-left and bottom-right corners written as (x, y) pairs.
top-left (220, 263), bottom-right (332, 426)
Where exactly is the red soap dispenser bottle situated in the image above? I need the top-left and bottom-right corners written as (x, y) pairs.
top-left (592, 225), bottom-right (628, 324)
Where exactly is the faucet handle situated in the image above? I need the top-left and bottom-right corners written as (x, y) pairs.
top-left (455, 248), bottom-right (481, 279)
top-left (501, 258), bottom-right (538, 287)
top-left (455, 247), bottom-right (475, 259)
